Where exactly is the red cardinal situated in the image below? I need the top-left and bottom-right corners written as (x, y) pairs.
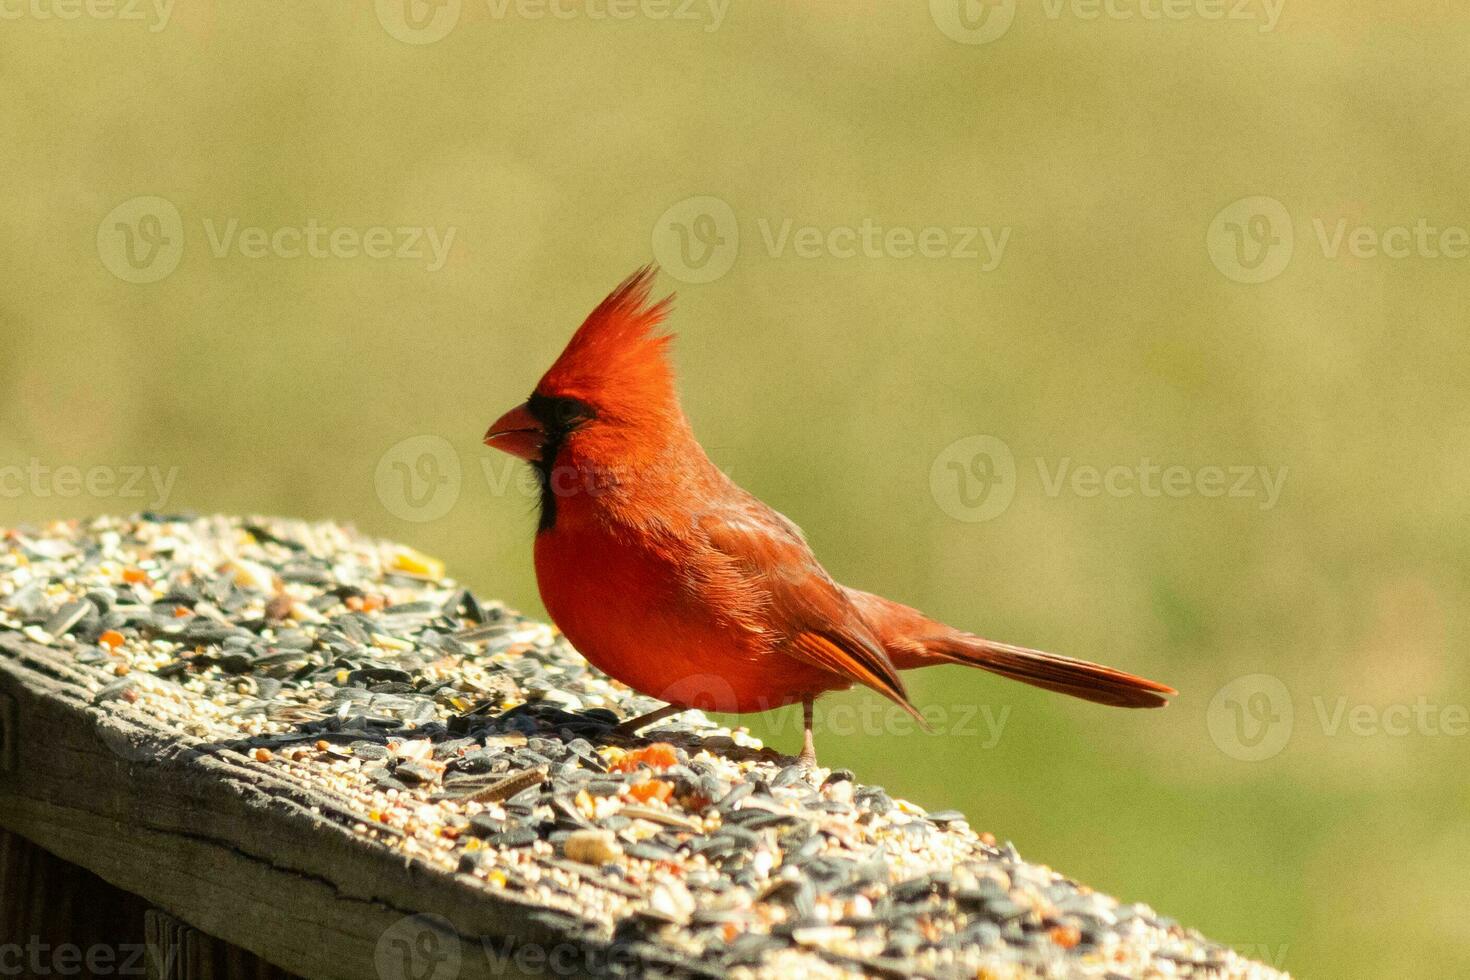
top-left (485, 268), bottom-right (1175, 765)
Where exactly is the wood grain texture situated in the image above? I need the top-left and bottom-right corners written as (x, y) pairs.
top-left (0, 829), bottom-right (151, 964)
top-left (144, 909), bottom-right (295, 980)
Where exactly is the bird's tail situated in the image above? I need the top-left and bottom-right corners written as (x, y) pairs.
top-left (924, 634), bottom-right (1176, 708)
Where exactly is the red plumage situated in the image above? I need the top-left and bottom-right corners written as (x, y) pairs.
top-left (485, 268), bottom-right (1175, 763)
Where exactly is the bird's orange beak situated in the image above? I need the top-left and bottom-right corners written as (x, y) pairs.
top-left (483, 402), bottom-right (544, 460)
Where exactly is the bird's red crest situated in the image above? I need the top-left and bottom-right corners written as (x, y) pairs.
top-left (536, 266), bottom-right (677, 417)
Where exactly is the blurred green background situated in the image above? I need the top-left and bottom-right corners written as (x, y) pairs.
top-left (3, 2), bottom-right (1468, 975)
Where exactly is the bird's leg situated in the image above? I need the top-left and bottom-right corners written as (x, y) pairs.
top-left (613, 702), bottom-right (684, 737)
top-left (798, 698), bottom-right (818, 769)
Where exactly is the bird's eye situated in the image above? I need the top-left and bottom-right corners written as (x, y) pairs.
top-left (528, 393), bottom-right (595, 432)
top-left (538, 396), bottom-right (593, 430)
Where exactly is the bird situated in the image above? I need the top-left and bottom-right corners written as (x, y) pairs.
top-left (484, 267), bottom-right (1175, 766)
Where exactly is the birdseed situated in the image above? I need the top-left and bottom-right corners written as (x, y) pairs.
top-left (0, 515), bottom-right (1285, 979)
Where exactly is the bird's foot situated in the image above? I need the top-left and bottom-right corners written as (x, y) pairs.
top-left (612, 703), bottom-right (684, 738)
top-left (795, 696), bottom-right (820, 769)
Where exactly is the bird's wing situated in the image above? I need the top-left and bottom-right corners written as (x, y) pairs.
top-left (695, 494), bottom-right (921, 718)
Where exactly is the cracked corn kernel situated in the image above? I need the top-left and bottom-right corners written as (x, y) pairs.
top-left (389, 546), bottom-right (444, 580)
top-left (1050, 924), bottom-right (1081, 949)
top-left (626, 780), bottom-right (673, 804)
top-left (611, 743), bottom-right (679, 773)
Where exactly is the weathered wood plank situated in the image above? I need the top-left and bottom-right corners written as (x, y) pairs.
top-left (0, 637), bottom-right (556, 980)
